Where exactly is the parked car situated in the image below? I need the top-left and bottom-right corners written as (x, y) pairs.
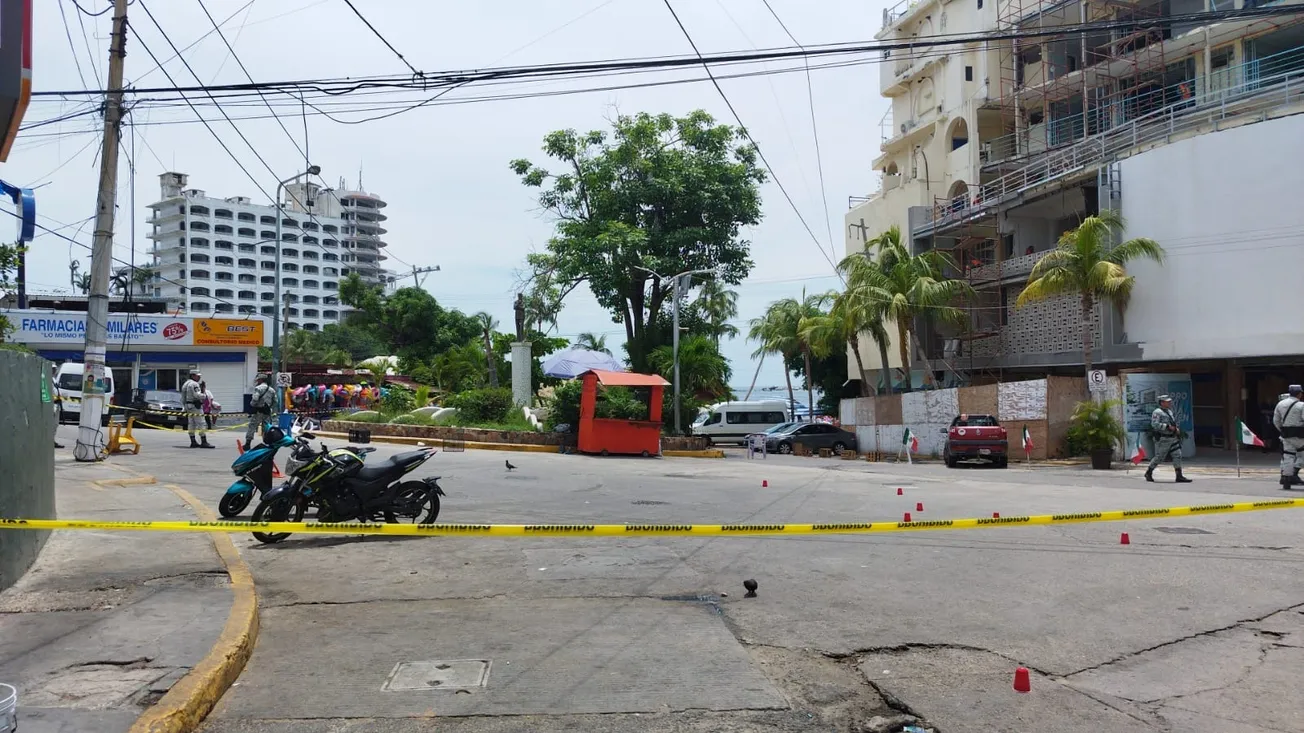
top-left (692, 401), bottom-right (789, 444)
top-left (766, 423), bottom-right (857, 455)
top-left (943, 414), bottom-right (1008, 468)
top-left (128, 389), bottom-right (189, 430)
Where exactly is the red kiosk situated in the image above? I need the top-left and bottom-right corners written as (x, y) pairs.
top-left (578, 369), bottom-right (670, 457)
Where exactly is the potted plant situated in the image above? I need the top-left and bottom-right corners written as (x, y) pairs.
top-left (1067, 399), bottom-right (1125, 470)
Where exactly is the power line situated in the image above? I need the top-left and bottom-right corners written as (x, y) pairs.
top-left (660, 0), bottom-right (839, 276)
top-left (70, 0), bottom-right (115, 17)
top-left (34, 5), bottom-right (1304, 99)
top-left (58, 1), bottom-right (92, 90)
top-left (339, 0), bottom-right (422, 77)
top-left (760, 0), bottom-right (838, 267)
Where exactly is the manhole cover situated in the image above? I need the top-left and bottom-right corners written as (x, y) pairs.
top-left (631, 500), bottom-right (669, 505)
top-left (383, 660), bottom-right (491, 691)
top-left (1154, 527), bottom-right (1215, 535)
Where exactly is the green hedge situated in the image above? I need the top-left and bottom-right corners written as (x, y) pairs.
top-left (447, 387), bottom-right (514, 423)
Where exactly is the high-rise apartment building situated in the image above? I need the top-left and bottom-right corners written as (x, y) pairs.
top-left (147, 172), bottom-right (392, 331)
top-left (846, 0), bottom-right (1303, 441)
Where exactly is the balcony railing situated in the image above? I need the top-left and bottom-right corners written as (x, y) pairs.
top-left (926, 59), bottom-right (1304, 233)
top-left (984, 44), bottom-right (1304, 167)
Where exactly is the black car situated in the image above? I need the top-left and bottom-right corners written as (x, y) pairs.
top-left (766, 423), bottom-right (857, 455)
top-left (129, 389), bottom-right (188, 429)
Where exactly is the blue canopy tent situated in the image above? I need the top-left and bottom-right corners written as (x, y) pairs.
top-left (541, 347), bottom-right (624, 379)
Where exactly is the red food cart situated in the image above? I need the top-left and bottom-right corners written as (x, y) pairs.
top-left (578, 369), bottom-right (670, 457)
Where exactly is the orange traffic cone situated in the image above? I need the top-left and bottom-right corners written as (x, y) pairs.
top-left (916, 502), bottom-right (924, 512)
top-left (896, 487), bottom-right (904, 496)
top-left (1013, 667), bottom-right (1031, 693)
top-left (762, 480), bottom-right (768, 488)
top-left (902, 512), bottom-right (912, 523)
top-left (992, 512), bottom-right (1000, 518)
top-left (236, 439), bottom-right (245, 454)
top-left (1120, 532), bottom-right (1130, 545)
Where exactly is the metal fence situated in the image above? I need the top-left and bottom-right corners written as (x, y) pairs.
top-left (0, 350), bottom-right (55, 592)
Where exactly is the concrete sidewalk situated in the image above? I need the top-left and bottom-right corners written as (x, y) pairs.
top-left (0, 446), bottom-right (245, 733)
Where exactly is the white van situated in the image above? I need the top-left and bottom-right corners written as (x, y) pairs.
top-left (54, 363), bottom-right (115, 425)
top-left (690, 401), bottom-right (789, 444)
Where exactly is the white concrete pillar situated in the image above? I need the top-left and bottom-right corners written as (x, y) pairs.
top-left (510, 341), bottom-right (533, 407)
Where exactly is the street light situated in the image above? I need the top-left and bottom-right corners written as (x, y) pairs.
top-left (272, 165), bottom-right (321, 407)
top-left (634, 265), bottom-right (715, 435)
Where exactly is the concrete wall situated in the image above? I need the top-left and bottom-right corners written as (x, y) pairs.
top-left (0, 350), bottom-right (56, 591)
top-left (1120, 114), bottom-right (1304, 362)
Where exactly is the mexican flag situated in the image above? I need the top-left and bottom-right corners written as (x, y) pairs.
top-left (1237, 419), bottom-right (1265, 447)
top-left (1129, 440), bottom-right (1147, 465)
top-left (903, 427), bottom-right (919, 453)
top-left (1022, 425), bottom-right (1034, 453)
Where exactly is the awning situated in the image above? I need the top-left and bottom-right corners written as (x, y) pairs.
top-left (585, 369), bottom-right (669, 387)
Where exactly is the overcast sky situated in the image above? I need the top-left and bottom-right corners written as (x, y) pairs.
top-left (11, 0), bottom-right (892, 391)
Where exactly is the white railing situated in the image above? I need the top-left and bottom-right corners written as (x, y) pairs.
top-left (925, 67), bottom-right (1304, 232)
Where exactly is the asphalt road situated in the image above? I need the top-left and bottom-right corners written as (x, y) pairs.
top-left (99, 427), bottom-right (1304, 732)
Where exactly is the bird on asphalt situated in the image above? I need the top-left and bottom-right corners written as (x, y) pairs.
top-left (506, 459), bottom-right (517, 471)
top-left (743, 579), bottom-right (758, 598)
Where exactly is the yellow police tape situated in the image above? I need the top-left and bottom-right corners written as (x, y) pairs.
top-left (1, 499), bottom-right (1301, 537)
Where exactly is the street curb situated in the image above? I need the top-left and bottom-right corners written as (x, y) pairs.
top-left (316, 431), bottom-right (725, 458)
top-left (129, 485), bottom-right (259, 733)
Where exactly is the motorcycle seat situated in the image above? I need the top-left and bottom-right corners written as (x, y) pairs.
top-left (353, 450), bottom-right (429, 481)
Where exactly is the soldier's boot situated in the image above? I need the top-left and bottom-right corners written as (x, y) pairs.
top-left (199, 435), bottom-right (215, 450)
top-left (1290, 468), bottom-right (1303, 486)
top-left (189, 435), bottom-right (200, 448)
top-left (1174, 469), bottom-right (1192, 483)
top-left (1144, 467), bottom-right (1155, 482)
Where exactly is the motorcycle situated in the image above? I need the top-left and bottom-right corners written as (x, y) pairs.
top-left (219, 422), bottom-right (299, 517)
top-left (250, 444), bottom-right (444, 544)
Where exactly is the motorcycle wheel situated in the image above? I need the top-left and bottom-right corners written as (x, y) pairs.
top-left (219, 490), bottom-right (253, 518)
top-left (251, 495), bottom-right (305, 544)
top-left (384, 481), bottom-right (441, 524)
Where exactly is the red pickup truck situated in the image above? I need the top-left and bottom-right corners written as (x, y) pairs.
top-left (943, 414), bottom-right (1009, 468)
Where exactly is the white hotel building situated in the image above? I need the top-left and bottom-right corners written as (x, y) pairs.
top-left (147, 172), bottom-right (393, 331)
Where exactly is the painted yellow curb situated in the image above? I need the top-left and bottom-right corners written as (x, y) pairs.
top-left (663, 449), bottom-right (725, 458)
top-left (130, 486), bottom-right (259, 733)
top-left (92, 476), bottom-right (158, 488)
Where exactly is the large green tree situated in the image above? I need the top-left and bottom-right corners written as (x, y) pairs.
top-left (1017, 210), bottom-right (1163, 387)
top-left (339, 274), bottom-right (481, 362)
top-left (694, 279), bottom-right (740, 346)
top-left (511, 110), bottom-right (765, 372)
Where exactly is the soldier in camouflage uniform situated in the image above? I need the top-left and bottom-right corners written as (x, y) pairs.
top-left (1273, 384), bottom-right (1304, 490)
top-left (1146, 394), bottom-right (1192, 483)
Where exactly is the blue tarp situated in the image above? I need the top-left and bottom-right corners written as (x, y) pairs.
top-left (541, 347), bottom-right (624, 379)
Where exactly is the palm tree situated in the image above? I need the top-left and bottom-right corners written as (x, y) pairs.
top-left (748, 290), bottom-right (827, 421)
top-left (282, 329), bottom-right (323, 364)
top-left (75, 271), bottom-right (92, 295)
top-left (1017, 210), bottom-right (1163, 386)
top-left (574, 332), bottom-right (611, 355)
top-left (474, 312), bottom-right (500, 388)
top-left (108, 266), bottom-right (156, 299)
top-left (799, 288), bottom-right (890, 397)
top-left (835, 253), bottom-right (896, 395)
top-left (432, 342), bottom-right (483, 393)
top-left (840, 226), bottom-right (972, 391)
top-left (696, 280), bottom-right (740, 346)
top-left (648, 334), bottom-right (731, 399)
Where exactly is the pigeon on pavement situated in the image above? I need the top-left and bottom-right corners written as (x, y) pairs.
top-left (506, 459), bottom-right (517, 471)
top-left (743, 579), bottom-right (758, 598)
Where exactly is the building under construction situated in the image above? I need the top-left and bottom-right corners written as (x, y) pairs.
top-left (847, 0), bottom-right (1304, 446)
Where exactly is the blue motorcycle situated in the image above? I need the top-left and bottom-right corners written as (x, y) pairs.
top-left (219, 423), bottom-right (299, 517)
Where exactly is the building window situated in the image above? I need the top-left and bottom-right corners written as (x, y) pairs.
top-left (191, 238), bottom-right (209, 248)
top-left (261, 292), bottom-right (275, 301)
top-left (303, 309), bottom-right (319, 318)
top-left (323, 267), bottom-right (338, 276)
top-left (216, 272), bottom-right (234, 282)
top-left (216, 288), bottom-right (234, 298)
top-left (238, 273), bottom-right (255, 283)
top-left (191, 205), bottom-right (210, 216)
top-left (977, 0), bottom-right (982, 8)
top-left (237, 212), bottom-right (255, 222)
top-left (260, 215), bottom-right (276, 225)
top-left (190, 287), bottom-right (210, 296)
top-left (302, 235), bottom-right (318, 245)
top-left (302, 295), bottom-right (319, 304)
top-left (283, 278), bottom-right (298, 287)
top-left (260, 246), bottom-right (276, 256)
top-left (215, 240), bottom-right (234, 251)
top-left (215, 224), bottom-right (233, 235)
top-left (282, 218), bottom-right (299, 228)
top-left (283, 263), bottom-right (299, 272)
top-left (215, 256), bottom-right (234, 266)
top-left (261, 276), bottom-right (276, 286)
top-left (260, 306), bottom-right (275, 316)
top-left (216, 303), bottom-right (234, 313)
top-left (288, 307), bottom-right (300, 316)
top-left (303, 265), bottom-right (318, 274)
top-left (303, 222), bottom-right (318, 231)
top-left (323, 224), bottom-right (338, 233)
top-left (261, 262), bottom-right (276, 271)
top-left (302, 250), bottom-right (318, 260)
top-left (965, 65), bottom-right (973, 81)
top-left (191, 222), bottom-right (210, 232)
top-left (324, 297), bottom-right (338, 305)
top-left (323, 254), bottom-right (338, 262)
top-left (323, 282), bottom-right (338, 290)
top-left (238, 258), bottom-right (256, 268)
top-left (303, 280), bottom-right (319, 289)
top-left (238, 228), bottom-right (256, 238)
top-left (191, 253), bottom-right (210, 264)
top-left (239, 290), bottom-right (256, 300)
top-left (281, 233), bottom-right (298, 242)
top-left (323, 310), bottom-right (338, 319)
top-left (283, 249), bottom-right (298, 258)
top-left (948, 117), bottom-right (970, 150)
top-left (191, 302), bottom-right (211, 312)
top-left (238, 243), bottom-right (255, 253)
top-left (238, 305), bottom-right (256, 314)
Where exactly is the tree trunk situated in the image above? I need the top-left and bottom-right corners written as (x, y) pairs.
top-left (1081, 293), bottom-right (1094, 397)
top-left (784, 362), bottom-right (796, 422)
top-left (877, 339), bottom-right (893, 396)
top-left (896, 320), bottom-right (912, 392)
top-left (849, 338), bottom-right (869, 397)
top-left (804, 347), bottom-right (815, 422)
top-left (483, 331), bottom-right (499, 388)
top-left (911, 328), bottom-right (933, 390)
top-left (744, 352), bottom-right (765, 401)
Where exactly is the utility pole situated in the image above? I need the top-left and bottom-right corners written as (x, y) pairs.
top-left (386, 265), bottom-right (440, 289)
top-left (75, 0), bottom-right (130, 462)
top-left (671, 274), bottom-right (683, 435)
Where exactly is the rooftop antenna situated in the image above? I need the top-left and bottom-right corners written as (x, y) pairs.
top-left (358, 161), bottom-right (363, 192)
